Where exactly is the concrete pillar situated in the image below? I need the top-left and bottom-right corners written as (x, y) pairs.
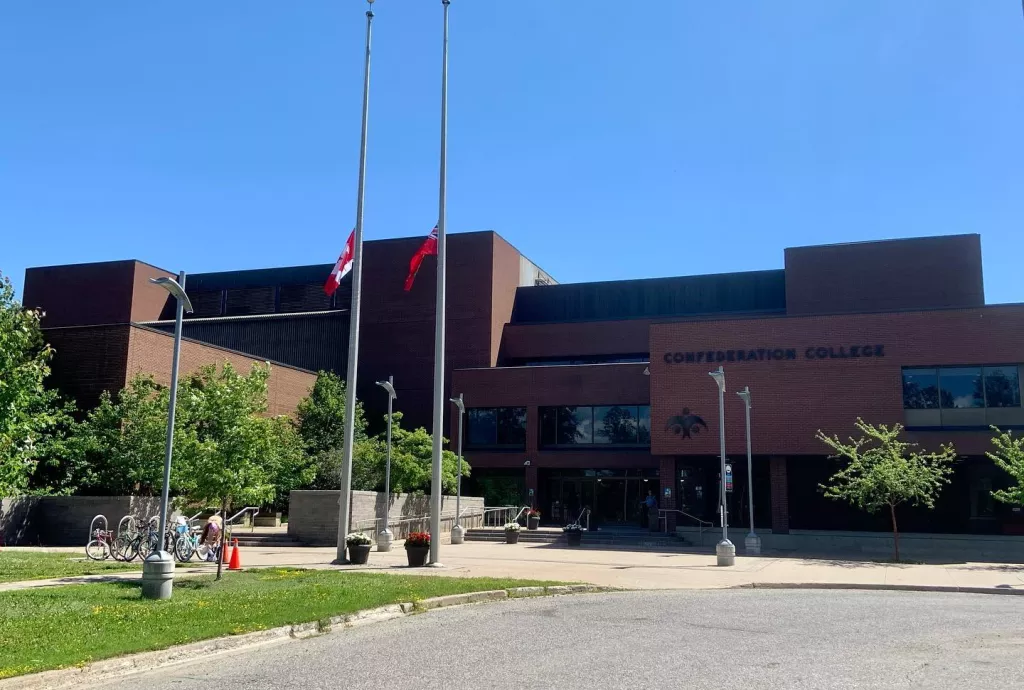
top-left (658, 456), bottom-right (677, 531)
top-left (525, 465), bottom-right (538, 508)
top-left (769, 455), bottom-right (790, 534)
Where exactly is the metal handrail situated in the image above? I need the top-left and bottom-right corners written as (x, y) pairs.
top-left (658, 509), bottom-right (713, 547)
top-left (225, 506), bottom-right (260, 534)
top-left (569, 507), bottom-right (591, 531)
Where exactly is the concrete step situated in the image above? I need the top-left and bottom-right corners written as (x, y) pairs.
top-left (230, 535), bottom-right (304, 548)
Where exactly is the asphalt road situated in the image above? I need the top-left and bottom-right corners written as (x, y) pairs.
top-left (99, 590), bottom-right (1024, 689)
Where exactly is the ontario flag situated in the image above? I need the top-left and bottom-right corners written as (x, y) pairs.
top-left (323, 229), bottom-right (355, 296)
top-left (403, 225), bottom-right (438, 292)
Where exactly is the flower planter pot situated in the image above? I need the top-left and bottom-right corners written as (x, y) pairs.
top-left (405, 545), bottom-right (430, 567)
top-left (566, 532), bottom-right (582, 547)
top-left (527, 516), bottom-right (540, 531)
top-left (348, 543), bottom-right (371, 565)
top-left (505, 531), bottom-right (520, 544)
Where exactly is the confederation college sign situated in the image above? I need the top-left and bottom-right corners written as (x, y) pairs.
top-left (663, 344), bottom-right (887, 365)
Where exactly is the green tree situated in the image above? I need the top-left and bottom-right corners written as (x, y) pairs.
top-left (988, 426), bottom-right (1024, 507)
top-left (183, 362), bottom-right (292, 512)
top-left (0, 273), bottom-right (75, 495)
top-left (296, 371), bottom-right (367, 489)
top-left (353, 412), bottom-right (469, 494)
top-left (817, 418), bottom-right (957, 561)
top-left (59, 375), bottom-right (200, 496)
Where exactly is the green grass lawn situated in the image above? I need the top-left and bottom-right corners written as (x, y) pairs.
top-left (0, 570), bottom-right (564, 679)
top-left (0, 551), bottom-right (139, 584)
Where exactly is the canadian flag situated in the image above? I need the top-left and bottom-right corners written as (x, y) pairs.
top-left (323, 230), bottom-right (355, 296)
top-left (403, 225), bottom-right (439, 292)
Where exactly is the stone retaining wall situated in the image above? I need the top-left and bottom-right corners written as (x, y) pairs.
top-left (0, 496), bottom-right (175, 546)
top-left (288, 490), bottom-right (485, 546)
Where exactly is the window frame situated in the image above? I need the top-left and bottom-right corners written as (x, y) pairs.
top-left (464, 406), bottom-right (527, 449)
top-left (539, 404), bottom-right (652, 449)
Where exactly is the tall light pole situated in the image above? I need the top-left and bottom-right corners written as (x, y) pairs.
top-left (428, 0), bottom-right (451, 567)
top-left (736, 386), bottom-right (759, 555)
top-left (708, 366), bottom-right (735, 566)
top-left (336, 0), bottom-right (375, 564)
top-left (449, 394), bottom-right (465, 544)
top-left (375, 376), bottom-right (396, 552)
top-left (142, 272), bottom-right (193, 600)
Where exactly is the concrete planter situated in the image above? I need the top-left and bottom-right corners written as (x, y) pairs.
top-left (254, 512), bottom-right (282, 528)
top-left (566, 531), bottom-right (583, 546)
top-left (527, 516), bottom-right (540, 531)
top-left (505, 530), bottom-right (520, 544)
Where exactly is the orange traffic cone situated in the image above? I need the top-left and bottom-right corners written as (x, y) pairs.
top-left (221, 540), bottom-right (232, 564)
top-left (228, 538), bottom-right (242, 570)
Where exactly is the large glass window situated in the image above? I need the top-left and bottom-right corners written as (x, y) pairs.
top-left (465, 407), bottom-right (526, 448)
top-left (558, 406), bottom-right (593, 444)
top-left (540, 405), bottom-right (650, 447)
top-left (939, 367), bottom-right (984, 409)
top-left (467, 409), bottom-right (497, 446)
top-left (903, 365), bottom-right (1023, 421)
top-left (902, 368), bottom-right (939, 409)
top-left (594, 406), bottom-right (638, 444)
top-left (984, 366), bottom-right (1021, 408)
top-left (497, 407), bottom-right (527, 445)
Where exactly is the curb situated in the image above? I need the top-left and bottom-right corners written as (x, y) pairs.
top-left (736, 582), bottom-right (1024, 596)
top-left (0, 585), bottom-right (615, 689)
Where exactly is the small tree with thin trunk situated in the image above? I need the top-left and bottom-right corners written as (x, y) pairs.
top-left (816, 419), bottom-right (957, 561)
top-left (988, 426), bottom-right (1024, 508)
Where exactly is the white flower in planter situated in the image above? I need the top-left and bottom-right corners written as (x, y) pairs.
top-left (504, 522), bottom-right (521, 532)
top-left (346, 532), bottom-right (372, 546)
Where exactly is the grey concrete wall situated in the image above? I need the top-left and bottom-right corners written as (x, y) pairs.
top-left (1, 497), bottom-right (41, 545)
top-left (288, 490), bottom-right (485, 546)
top-left (676, 526), bottom-right (1024, 563)
top-left (1, 496), bottom-right (176, 546)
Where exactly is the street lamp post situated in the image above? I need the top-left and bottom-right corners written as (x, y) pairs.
top-left (736, 386), bottom-right (760, 555)
top-left (375, 376), bottom-right (396, 552)
top-left (142, 272), bottom-right (194, 599)
top-left (449, 394), bottom-right (465, 544)
top-left (708, 366), bottom-right (735, 567)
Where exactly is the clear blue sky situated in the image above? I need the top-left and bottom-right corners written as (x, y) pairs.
top-left (2, 1), bottom-right (1022, 303)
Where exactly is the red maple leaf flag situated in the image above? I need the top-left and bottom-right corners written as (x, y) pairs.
top-left (324, 229), bottom-right (355, 296)
top-left (403, 225), bottom-right (439, 292)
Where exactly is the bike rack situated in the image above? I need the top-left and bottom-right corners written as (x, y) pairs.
top-left (116, 514), bottom-right (138, 538)
top-left (88, 514), bottom-right (108, 542)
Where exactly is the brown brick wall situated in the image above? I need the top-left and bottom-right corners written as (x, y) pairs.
top-left (43, 324), bottom-right (131, 408)
top-left (130, 263), bottom-right (175, 322)
top-left (126, 326), bottom-right (315, 416)
top-left (452, 363), bottom-right (653, 470)
top-left (25, 261), bottom-right (139, 328)
top-left (355, 232), bottom-right (506, 432)
top-left (785, 234), bottom-right (984, 316)
top-left (500, 319), bottom-right (653, 361)
top-left (491, 233), bottom-right (524, 366)
top-left (650, 304), bottom-right (1024, 457)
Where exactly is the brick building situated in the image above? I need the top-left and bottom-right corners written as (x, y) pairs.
top-left (24, 232), bottom-right (1024, 536)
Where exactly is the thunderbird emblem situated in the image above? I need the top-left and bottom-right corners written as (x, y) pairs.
top-left (666, 408), bottom-right (708, 440)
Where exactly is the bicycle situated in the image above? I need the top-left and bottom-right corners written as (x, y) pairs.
top-left (85, 527), bottom-right (116, 561)
top-left (173, 521), bottom-right (211, 562)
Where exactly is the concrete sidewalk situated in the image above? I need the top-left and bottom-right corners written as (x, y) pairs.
top-left (4, 542), bottom-right (1023, 593)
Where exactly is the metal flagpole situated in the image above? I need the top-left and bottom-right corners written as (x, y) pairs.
top-left (336, 0), bottom-right (375, 564)
top-left (428, 0), bottom-right (451, 566)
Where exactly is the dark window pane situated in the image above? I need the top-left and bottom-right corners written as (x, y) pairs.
top-left (540, 407), bottom-right (558, 447)
top-left (467, 408), bottom-right (497, 446)
top-left (984, 367), bottom-right (1021, 408)
top-left (638, 406), bottom-right (651, 445)
top-left (902, 368), bottom-right (939, 409)
top-left (497, 407), bottom-right (527, 446)
top-left (939, 367), bottom-right (984, 409)
top-left (594, 406), bottom-right (638, 444)
top-left (557, 406), bottom-right (592, 444)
